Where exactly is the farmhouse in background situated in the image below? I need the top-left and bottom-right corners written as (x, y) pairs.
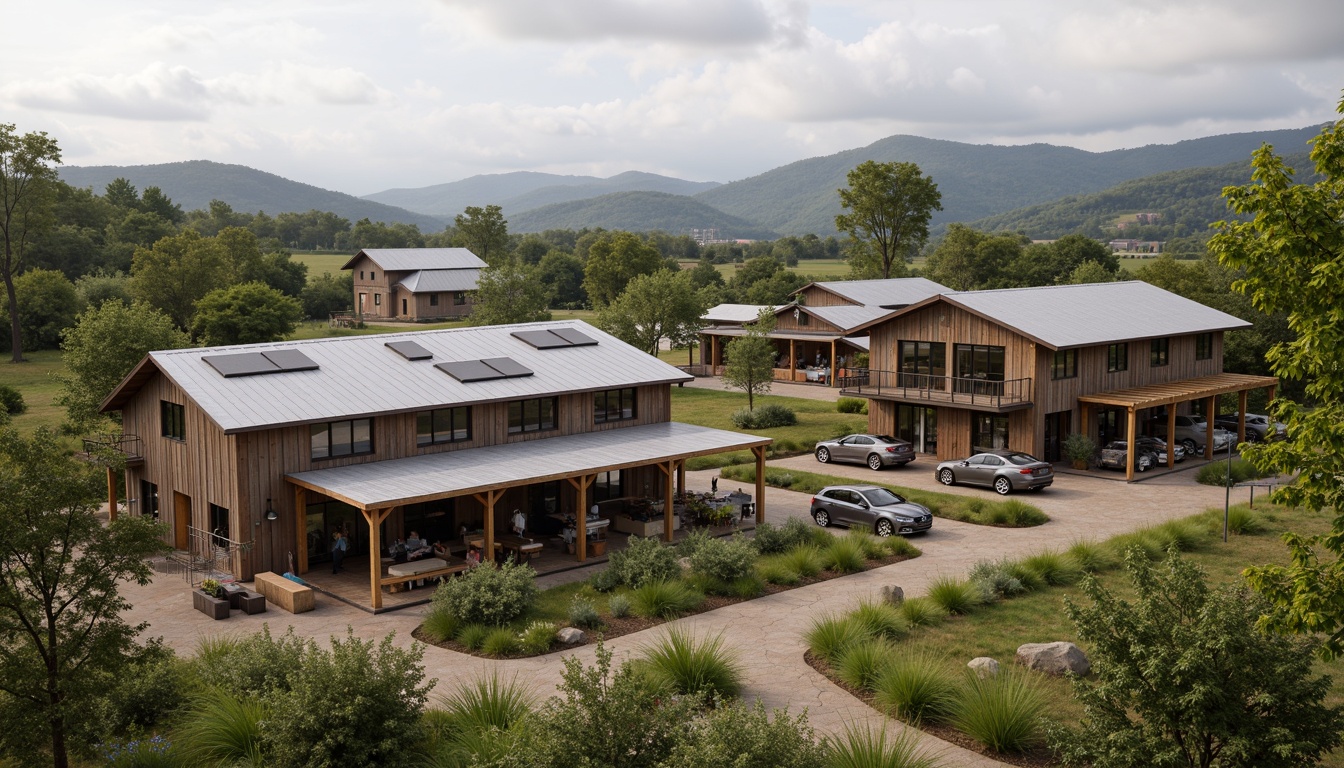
top-left (343, 247), bottom-right (486, 321)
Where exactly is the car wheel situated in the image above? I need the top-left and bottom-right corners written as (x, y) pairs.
top-left (1180, 438), bottom-right (1198, 455)
top-left (938, 468), bottom-right (955, 486)
top-left (1136, 453), bottom-right (1152, 472)
top-left (875, 519), bottom-right (894, 537)
top-left (812, 508), bottom-right (829, 527)
top-left (815, 447), bottom-right (830, 463)
top-left (993, 476), bottom-right (1012, 495)
top-left (867, 453), bottom-right (883, 471)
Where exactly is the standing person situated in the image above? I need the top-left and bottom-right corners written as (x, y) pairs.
top-left (511, 508), bottom-right (527, 536)
top-left (331, 530), bottom-right (347, 574)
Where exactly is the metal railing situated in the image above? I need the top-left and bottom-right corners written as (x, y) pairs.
top-left (841, 371), bottom-right (1033, 409)
top-left (175, 525), bottom-right (253, 587)
top-left (79, 434), bottom-right (143, 464)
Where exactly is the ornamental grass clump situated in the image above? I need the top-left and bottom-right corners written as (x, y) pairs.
top-left (806, 613), bottom-right (866, 664)
top-left (926, 576), bottom-right (982, 615)
top-left (873, 653), bottom-right (958, 725)
top-left (1065, 539), bottom-right (1113, 573)
top-left (729, 574), bottom-right (765, 598)
top-left (519, 621), bottom-right (558, 656)
top-left (438, 674), bottom-right (530, 733)
top-left (824, 724), bottom-right (940, 768)
top-left (421, 606), bottom-right (461, 643)
top-left (638, 626), bottom-right (743, 699)
top-left (882, 536), bottom-right (920, 558)
top-left (481, 627), bottom-right (522, 657)
top-left (783, 545), bottom-right (824, 577)
top-left (753, 517), bottom-right (822, 553)
top-left (822, 536), bottom-right (867, 573)
top-left (836, 637), bottom-right (896, 691)
top-left (847, 529), bottom-right (888, 560)
top-left (898, 597), bottom-right (948, 628)
top-left (994, 499), bottom-right (1049, 527)
top-left (951, 670), bottom-right (1047, 753)
top-left (757, 555), bottom-right (801, 585)
top-left (567, 594), bottom-right (602, 629)
top-left (1020, 550), bottom-right (1081, 587)
top-left (631, 580), bottom-right (704, 619)
top-left (1148, 519), bottom-right (1206, 552)
top-left (606, 593), bottom-right (631, 618)
top-left (851, 599), bottom-right (909, 640)
top-left (174, 689), bottom-right (267, 768)
top-left (456, 623), bottom-right (489, 651)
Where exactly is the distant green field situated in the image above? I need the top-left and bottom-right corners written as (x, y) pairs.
top-left (679, 258), bottom-right (855, 281)
top-left (290, 251), bottom-right (354, 280)
top-left (0, 350), bottom-right (70, 434)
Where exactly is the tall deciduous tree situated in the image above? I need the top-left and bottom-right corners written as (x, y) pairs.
top-left (0, 426), bottom-right (168, 768)
top-left (583, 231), bottom-right (666, 307)
top-left (722, 309), bottom-right (777, 411)
top-left (1210, 99), bottom-right (1344, 655)
top-left (835, 160), bottom-right (941, 279)
top-left (0, 268), bottom-right (83, 354)
top-left (0, 124), bottom-right (62, 362)
top-left (129, 229), bottom-right (227, 329)
top-left (923, 224), bottom-right (1024, 291)
top-left (597, 270), bottom-right (706, 356)
top-left (191, 282), bottom-right (303, 346)
top-left (471, 260), bottom-right (552, 326)
top-left (453, 204), bottom-right (510, 264)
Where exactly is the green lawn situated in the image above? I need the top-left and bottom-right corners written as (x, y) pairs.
top-left (670, 387), bottom-right (863, 469)
top-left (0, 350), bottom-right (71, 434)
top-left (290, 251), bottom-right (354, 280)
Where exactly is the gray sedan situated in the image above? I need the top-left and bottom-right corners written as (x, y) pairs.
top-left (935, 450), bottom-right (1053, 495)
top-left (815, 434), bottom-right (915, 471)
top-left (810, 485), bottom-right (933, 536)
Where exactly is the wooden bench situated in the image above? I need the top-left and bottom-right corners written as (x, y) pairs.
top-left (253, 571), bottom-right (315, 614)
top-left (382, 560), bottom-right (469, 592)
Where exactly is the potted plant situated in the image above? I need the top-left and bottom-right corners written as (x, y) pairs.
top-left (1062, 433), bottom-right (1098, 470)
top-left (192, 577), bottom-right (231, 620)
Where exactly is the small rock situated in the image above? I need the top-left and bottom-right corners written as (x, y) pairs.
top-left (557, 627), bottom-right (586, 645)
top-left (880, 585), bottom-right (905, 605)
top-left (967, 657), bottom-right (999, 678)
top-left (1015, 642), bottom-right (1089, 676)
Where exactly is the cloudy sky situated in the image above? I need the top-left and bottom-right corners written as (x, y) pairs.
top-left (5, 0), bottom-right (1341, 195)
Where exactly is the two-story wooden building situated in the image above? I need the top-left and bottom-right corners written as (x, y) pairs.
top-left (842, 281), bottom-right (1276, 479)
top-left (343, 247), bottom-right (485, 321)
top-left (100, 320), bottom-right (769, 609)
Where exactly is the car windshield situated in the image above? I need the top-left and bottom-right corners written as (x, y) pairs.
top-left (1002, 452), bottom-right (1041, 466)
top-left (861, 488), bottom-right (905, 506)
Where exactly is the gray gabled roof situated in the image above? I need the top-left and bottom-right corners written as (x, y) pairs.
top-left (701, 303), bottom-right (781, 324)
top-left (807, 277), bottom-right (950, 308)
top-left (396, 268), bottom-right (481, 293)
top-left (342, 248), bottom-right (486, 272)
top-left (801, 305), bottom-right (897, 332)
top-left (935, 281), bottom-right (1251, 350)
top-left (106, 320), bottom-right (691, 434)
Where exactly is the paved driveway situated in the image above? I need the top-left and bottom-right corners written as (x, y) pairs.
top-left (118, 460), bottom-right (1236, 767)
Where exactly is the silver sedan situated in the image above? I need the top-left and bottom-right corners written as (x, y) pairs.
top-left (810, 485), bottom-right (933, 536)
top-left (934, 450), bottom-right (1053, 495)
top-left (814, 434), bottom-right (915, 471)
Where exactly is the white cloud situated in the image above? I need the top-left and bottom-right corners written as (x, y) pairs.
top-left (440, 0), bottom-right (794, 46)
top-left (5, 63), bottom-right (212, 121)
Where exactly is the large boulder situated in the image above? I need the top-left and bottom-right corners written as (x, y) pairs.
top-left (880, 585), bottom-right (905, 605)
top-left (1015, 642), bottom-right (1090, 676)
top-left (967, 657), bottom-right (999, 679)
top-left (557, 627), bottom-right (587, 645)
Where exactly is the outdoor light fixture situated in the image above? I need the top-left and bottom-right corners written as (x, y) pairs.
top-left (265, 498), bottom-right (277, 521)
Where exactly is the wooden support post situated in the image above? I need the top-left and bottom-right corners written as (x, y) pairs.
top-left (363, 506), bottom-right (392, 610)
top-left (106, 467), bottom-right (117, 522)
top-left (1080, 405), bottom-right (1089, 446)
top-left (565, 475), bottom-right (594, 562)
top-left (676, 461), bottom-right (686, 498)
top-left (472, 490), bottom-right (501, 564)
top-left (1237, 390), bottom-right (1248, 444)
top-left (295, 485), bottom-right (308, 574)
top-left (830, 339), bottom-right (838, 387)
top-left (1204, 396), bottom-right (1216, 459)
top-left (789, 339), bottom-right (796, 382)
top-left (1125, 406), bottom-right (1137, 482)
top-left (753, 445), bottom-right (767, 523)
top-left (660, 461), bottom-right (675, 542)
top-left (1167, 407), bottom-right (1177, 467)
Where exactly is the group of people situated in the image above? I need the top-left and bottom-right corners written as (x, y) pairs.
top-left (327, 509), bottom-right (532, 573)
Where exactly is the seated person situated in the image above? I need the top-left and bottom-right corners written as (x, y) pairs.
top-left (388, 538), bottom-right (408, 564)
top-left (405, 531), bottom-right (433, 561)
top-left (465, 545), bottom-right (481, 566)
top-left (432, 540), bottom-right (450, 559)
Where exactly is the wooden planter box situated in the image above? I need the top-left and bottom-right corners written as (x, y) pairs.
top-left (192, 589), bottom-right (230, 620)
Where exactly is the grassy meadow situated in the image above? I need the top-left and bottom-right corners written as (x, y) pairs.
top-left (670, 387), bottom-right (862, 469)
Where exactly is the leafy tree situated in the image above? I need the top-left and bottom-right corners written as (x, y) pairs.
top-left (923, 224), bottom-right (1023, 291)
top-left (722, 309), bottom-right (777, 410)
top-left (744, 269), bottom-right (808, 304)
top-left (138, 186), bottom-right (182, 224)
top-left (56, 301), bottom-right (191, 428)
top-left (191, 281), bottom-right (303, 346)
top-left (1062, 260), bottom-right (1119, 285)
top-left (454, 204), bottom-right (510, 264)
top-left (0, 124), bottom-right (62, 362)
top-left (300, 271), bottom-right (352, 320)
top-left (129, 229), bottom-right (227, 329)
top-left (597, 270), bottom-right (706, 356)
top-left (1008, 234), bottom-right (1117, 287)
top-left (28, 224), bottom-right (101, 280)
top-left (101, 177), bottom-right (139, 211)
top-left (252, 250), bottom-right (308, 297)
top-left (0, 268), bottom-right (81, 353)
top-left (471, 260), bottom-right (552, 325)
top-left (835, 160), bottom-right (942, 279)
top-left (537, 250), bottom-right (586, 308)
top-left (687, 256), bottom-right (725, 290)
top-left (583, 231), bottom-right (666, 307)
top-left (1210, 100), bottom-right (1344, 654)
top-left (1050, 549), bottom-right (1343, 767)
top-left (514, 233), bottom-right (551, 265)
top-left (0, 426), bottom-right (168, 768)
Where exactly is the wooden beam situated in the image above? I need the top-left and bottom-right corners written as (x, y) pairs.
top-left (753, 445), bottom-right (767, 523)
top-left (1167, 408), bottom-right (1176, 468)
top-left (1125, 407), bottom-right (1137, 482)
top-left (1204, 396), bottom-right (1216, 459)
top-left (473, 490), bottom-right (501, 564)
top-left (676, 461), bottom-right (686, 499)
top-left (1237, 390), bottom-right (1248, 445)
top-left (106, 467), bottom-right (117, 522)
top-left (363, 507), bottom-right (392, 610)
top-left (295, 485), bottom-right (308, 574)
top-left (830, 339), bottom-right (838, 387)
top-left (664, 460), bottom-right (676, 542)
top-left (789, 338), bottom-right (796, 383)
top-left (1080, 405), bottom-right (1089, 447)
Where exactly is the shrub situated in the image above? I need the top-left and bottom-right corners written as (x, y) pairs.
top-left (805, 614), bottom-right (866, 664)
top-left (421, 606), bottom-right (460, 643)
top-left (482, 627), bottom-right (521, 657)
top-left (96, 639), bottom-right (187, 739)
top-left (873, 653), bottom-right (958, 724)
top-left (662, 700), bottom-right (827, 768)
top-left (189, 626), bottom-right (308, 698)
top-left (1147, 519), bottom-right (1205, 552)
top-left (757, 556), bottom-right (801, 585)
top-left (836, 638), bottom-right (895, 691)
top-left (607, 593), bottom-right (631, 618)
top-left (753, 517), bottom-right (820, 554)
top-left (1062, 432), bottom-right (1097, 465)
top-left (588, 565), bottom-right (622, 592)
top-left (994, 499), bottom-right (1049, 527)
top-left (836, 397), bottom-right (868, 414)
top-left (1196, 457), bottom-right (1264, 486)
top-left (821, 537), bottom-right (866, 573)
top-left (608, 535), bottom-right (682, 589)
top-left (638, 626), bottom-right (743, 699)
top-left (823, 724), bottom-right (939, 768)
top-left (567, 595), bottom-right (602, 629)
top-left (0, 384), bottom-right (25, 416)
top-left (783, 545), bottom-right (825, 577)
top-left (438, 673), bottom-right (530, 733)
top-left (730, 574), bottom-right (765, 598)
top-left (951, 671), bottom-right (1047, 753)
top-left (756, 403), bottom-right (798, 428)
top-left (851, 599), bottom-right (909, 640)
top-left (432, 559), bottom-right (537, 626)
top-left (456, 623), bottom-right (489, 651)
top-left (1020, 550), bottom-right (1081, 586)
top-left (519, 621), bottom-right (558, 656)
top-left (763, 469), bottom-right (796, 488)
top-left (689, 536), bottom-right (757, 583)
top-left (631, 580), bottom-right (703, 618)
top-left (898, 597), bottom-right (948, 628)
top-left (968, 559), bottom-right (1027, 602)
top-left (675, 528), bottom-right (716, 558)
top-left (926, 576), bottom-right (981, 615)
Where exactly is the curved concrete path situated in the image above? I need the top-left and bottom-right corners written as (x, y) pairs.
top-left (120, 458), bottom-right (1236, 767)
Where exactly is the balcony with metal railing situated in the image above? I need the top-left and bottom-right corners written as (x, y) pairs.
top-left (78, 434), bottom-right (144, 465)
top-left (840, 371), bottom-right (1033, 412)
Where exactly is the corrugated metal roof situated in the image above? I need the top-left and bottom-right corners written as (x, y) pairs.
top-left (702, 303), bottom-right (780, 324)
top-left (804, 305), bottom-right (896, 331)
top-left (395, 268), bottom-right (481, 293)
top-left (134, 320), bottom-right (692, 433)
top-left (343, 248), bottom-right (486, 272)
top-left (811, 278), bottom-right (950, 308)
top-left (942, 281), bottom-right (1252, 349)
top-left (287, 421), bottom-right (770, 509)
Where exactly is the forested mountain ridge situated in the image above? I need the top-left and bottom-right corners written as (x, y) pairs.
top-left (59, 160), bottom-right (445, 231)
top-left (363, 171), bottom-right (603, 216)
top-left (507, 190), bottom-right (778, 239)
top-left (497, 171), bottom-right (721, 216)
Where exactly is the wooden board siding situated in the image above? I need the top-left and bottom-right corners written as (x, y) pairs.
top-left (347, 255), bottom-right (392, 318)
top-left (409, 291), bottom-right (473, 321)
top-left (775, 311), bottom-right (842, 333)
top-left (797, 285), bottom-right (859, 307)
top-left (866, 302), bottom-right (1037, 383)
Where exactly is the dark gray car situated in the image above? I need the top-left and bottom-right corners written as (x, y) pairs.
top-left (810, 485), bottom-right (933, 536)
top-left (934, 450), bottom-right (1053, 495)
top-left (814, 434), bottom-right (915, 471)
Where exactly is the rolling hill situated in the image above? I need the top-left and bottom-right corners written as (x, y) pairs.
top-left (506, 191), bottom-right (777, 239)
top-left (59, 160), bottom-right (445, 230)
top-left (496, 171), bottom-right (720, 215)
top-left (362, 171), bottom-right (603, 217)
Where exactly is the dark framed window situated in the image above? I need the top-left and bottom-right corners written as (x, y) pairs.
top-left (1051, 349), bottom-right (1077, 380)
top-left (140, 480), bottom-right (159, 520)
top-left (594, 388), bottom-right (637, 424)
top-left (971, 413), bottom-right (1010, 453)
top-left (310, 418), bottom-right (374, 460)
top-left (370, 271), bottom-right (376, 281)
top-left (416, 407), bottom-right (471, 446)
top-left (899, 340), bottom-right (946, 389)
top-left (1107, 343), bottom-right (1128, 373)
top-left (429, 293), bottom-right (440, 306)
top-left (1150, 338), bottom-right (1169, 367)
top-left (594, 470), bottom-right (622, 503)
top-left (1195, 332), bottom-right (1213, 361)
top-left (209, 503), bottom-right (230, 543)
top-left (454, 292), bottom-right (466, 305)
top-left (953, 344), bottom-right (1005, 395)
top-left (160, 401), bottom-right (185, 441)
top-left (508, 397), bottom-right (558, 434)
top-left (374, 294), bottom-right (381, 306)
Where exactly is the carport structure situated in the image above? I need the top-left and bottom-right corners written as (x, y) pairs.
top-left (1078, 372), bottom-right (1278, 481)
top-left (287, 421), bottom-right (771, 609)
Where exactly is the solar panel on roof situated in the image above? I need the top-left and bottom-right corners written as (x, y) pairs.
top-left (436, 360), bottom-right (505, 382)
top-left (203, 352), bottom-right (279, 378)
top-left (385, 340), bottom-right (434, 361)
top-left (481, 357), bottom-right (534, 379)
top-left (550, 327), bottom-right (598, 347)
top-left (510, 329), bottom-right (570, 349)
top-left (262, 349), bottom-right (319, 372)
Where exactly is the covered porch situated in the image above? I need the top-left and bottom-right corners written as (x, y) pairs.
top-left (700, 328), bottom-right (868, 387)
top-left (286, 422), bottom-right (771, 610)
top-left (1077, 372), bottom-right (1278, 481)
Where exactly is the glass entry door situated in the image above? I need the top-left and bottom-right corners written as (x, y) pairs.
top-left (306, 500), bottom-right (362, 566)
top-left (897, 405), bottom-right (938, 454)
